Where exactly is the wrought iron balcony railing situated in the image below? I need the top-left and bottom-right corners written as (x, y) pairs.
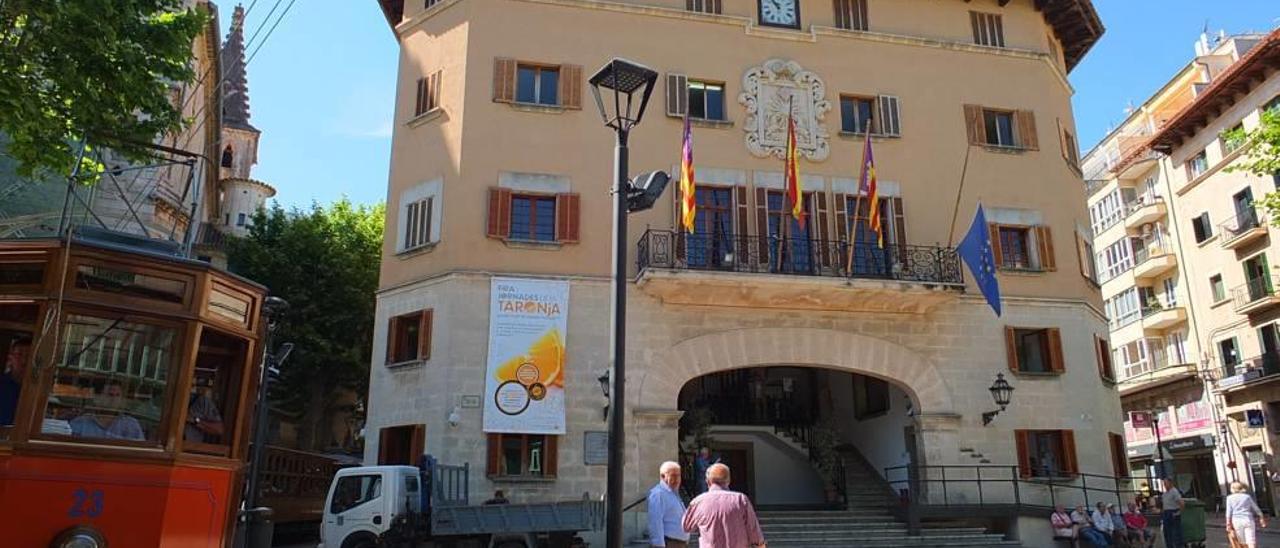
top-left (1219, 352), bottom-right (1280, 386)
top-left (1218, 208), bottom-right (1265, 242)
top-left (1232, 275), bottom-right (1280, 313)
top-left (636, 229), bottom-right (963, 285)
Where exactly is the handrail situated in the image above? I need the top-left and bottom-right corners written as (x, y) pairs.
top-left (623, 495), bottom-right (648, 513)
top-left (1231, 275), bottom-right (1280, 312)
top-left (1218, 207), bottom-right (1265, 241)
top-left (883, 464), bottom-right (1163, 516)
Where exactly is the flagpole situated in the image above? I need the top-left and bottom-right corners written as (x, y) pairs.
top-left (846, 119), bottom-right (872, 275)
top-left (777, 96), bottom-right (794, 272)
top-left (946, 140), bottom-right (976, 247)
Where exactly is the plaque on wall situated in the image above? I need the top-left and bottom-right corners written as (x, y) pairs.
top-left (584, 431), bottom-right (609, 466)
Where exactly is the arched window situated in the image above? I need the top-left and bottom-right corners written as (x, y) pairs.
top-left (221, 146), bottom-right (233, 168)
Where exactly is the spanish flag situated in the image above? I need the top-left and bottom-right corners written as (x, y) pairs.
top-left (785, 110), bottom-right (804, 229)
top-left (680, 113), bottom-right (696, 233)
top-left (859, 128), bottom-right (882, 248)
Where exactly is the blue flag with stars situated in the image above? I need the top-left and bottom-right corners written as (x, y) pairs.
top-left (958, 204), bottom-right (1002, 316)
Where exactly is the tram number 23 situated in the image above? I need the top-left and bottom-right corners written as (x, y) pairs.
top-left (68, 488), bottom-right (105, 518)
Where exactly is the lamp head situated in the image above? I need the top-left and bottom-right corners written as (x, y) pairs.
top-left (597, 370), bottom-right (611, 398)
top-left (447, 407), bottom-right (461, 428)
top-left (588, 58), bottom-right (658, 132)
top-left (989, 373), bottom-right (1014, 409)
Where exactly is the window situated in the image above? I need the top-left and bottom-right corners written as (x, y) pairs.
top-left (970, 11), bottom-right (1005, 47)
top-left (1076, 231), bottom-right (1097, 283)
top-left (833, 0), bottom-right (868, 31)
top-left (683, 186), bottom-right (738, 269)
top-left (1090, 189), bottom-right (1125, 234)
top-left (1185, 149), bottom-right (1209, 179)
top-left (853, 374), bottom-right (889, 419)
top-left (516, 65), bottom-right (558, 106)
top-left (687, 80), bottom-right (725, 121)
top-left (1061, 124), bottom-right (1080, 169)
top-left (1105, 288), bottom-right (1141, 328)
top-left (492, 59), bottom-right (581, 109)
top-left (1219, 337), bottom-right (1241, 376)
top-left (414, 70), bottom-right (442, 117)
top-left (965, 106), bottom-right (1037, 150)
top-left (387, 310), bottom-right (432, 364)
top-left (221, 146), bottom-right (233, 168)
top-left (425, 0), bottom-right (443, 8)
top-left (329, 474), bottom-right (383, 515)
top-left (183, 328), bottom-right (248, 455)
top-left (1016, 430), bottom-right (1078, 478)
top-left (74, 263), bottom-right (188, 305)
top-left (1095, 336), bottom-right (1115, 382)
top-left (1162, 277), bottom-right (1178, 306)
top-left (989, 224), bottom-right (1054, 271)
top-left (1191, 213), bottom-right (1212, 243)
top-left (841, 95), bottom-right (875, 134)
top-left (487, 188), bottom-right (580, 244)
top-left (1222, 122), bottom-right (1245, 155)
top-left (1108, 432), bottom-right (1127, 477)
top-left (378, 424), bottom-right (425, 465)
top-left (487, 433), bottom-right (558, 478)
top-left (686, 0), bottom-right (721, 14)
top-left (765, 190), bottom-right (813, 274)
top-left (403, 197), bottom-right (434, 251)
top-left (984, 110), bottom-right (1016, 147)
top-left (40, 314), bottom-right (178, 445)
top-left (236, 213), bottom-right (246, 227)
top-left (1004, 327), bottom-right (1064, 374)
top-left (996, 226), bottom-right (1031, 268)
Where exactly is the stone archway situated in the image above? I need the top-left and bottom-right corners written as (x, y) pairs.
top-left (633, 327), bottom-right (954, 415)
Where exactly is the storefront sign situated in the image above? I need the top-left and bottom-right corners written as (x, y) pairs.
top-left (482, 278), bottom-right (569, 434)
top-left (1162, 434), bottom-right (1213, 453)
top-left (1175, 401), bottom-right (1213, 434)
top-left (1130, 411), bottom-right (1152, 429)
top-left (584, 431), bottom-right (609, 465)
top-left (1247, 409), bottom-right (1266, 429)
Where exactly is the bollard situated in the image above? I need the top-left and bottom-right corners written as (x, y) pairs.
top-left (243, 506), bottom-right (275, 548)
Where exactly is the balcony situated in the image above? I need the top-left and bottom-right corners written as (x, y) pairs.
top-left (1117, 338), bottom-right (1196, 395)
top-left (1217, 352), bottom-right (1280, 391)
top-left (1141, 304), bottom-right (1187, 331)
top-left (1218, 208), bottom-right (1269, 250)
top-left (1123, 197), bottom-right (1167, 230)
top-left (1232, 275), bottom-right (1280, 315)
top-left (635, 229), bottom-right (963, 314)
top-left (1131, 244), bottom-right (1177, 281)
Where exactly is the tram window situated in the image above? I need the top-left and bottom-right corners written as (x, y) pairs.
top-left (74, 264), bottom-right (187, 305)
top-left (1, 332), bottom-right (34, 440)
top-left (330, 474), bottom-right (382, 514)
top-left (184, 328), bottom-right (248, 454)
top-left (0, 262), bottom-right (45, 290)
top-left (40, 314), bottom-right (177, 444)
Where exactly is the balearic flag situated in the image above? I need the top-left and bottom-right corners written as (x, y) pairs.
top-left (680, 113), bottom-right (696, 233)
top-left (784, 108), bottom-right (804, 229)
top-left (858, 128), bottom-right (882, 248)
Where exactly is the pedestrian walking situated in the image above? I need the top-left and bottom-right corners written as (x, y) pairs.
top-left (693, 447), bottom-right (718, 495)
top-left (1225, 481), bottom-right (1268, 548)
top-left (648, 461), bottom-right (689, 548)
top-left (1160, 477), bottom-right (1185, 548)
top-left (682, 463), bottom-right (766, 548)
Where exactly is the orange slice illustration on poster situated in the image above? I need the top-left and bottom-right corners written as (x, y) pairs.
top-left (494, 328), bottom-right (564, 388)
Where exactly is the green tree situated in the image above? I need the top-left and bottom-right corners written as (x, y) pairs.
top-left (0, 0), bottom-right (205, 179)
top-left (1226, 108), bottom-right (1280, 223)
top-left (227, 199), bottom-right (385, 451)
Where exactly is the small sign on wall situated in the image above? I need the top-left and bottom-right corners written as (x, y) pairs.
top-left (584, 431), bottom-right (609, 465)
top-left (460, 395), bottom-right (481, 409)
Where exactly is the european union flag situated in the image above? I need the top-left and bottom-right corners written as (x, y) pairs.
top-left (958, 204), bottom-right (1002, 317)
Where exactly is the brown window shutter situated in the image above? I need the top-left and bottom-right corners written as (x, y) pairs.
top-left (964, 105), bottom-right (986, 145)
top-left (834, 193), bottom-right (850, 243)
top-left (1015, 430), bottom-right (1031, 478)
top-left (755, 188), bottom-right (770, 264)
top-left (415, 78), bottom-right (426, 116)
top-left (891, 197), bottom-right (907, 250)
top-left (1057, 119), bottom-right (1070, 163)
top-left (486, 434), bottom-right (502, 475)
top-left (410, 425), bottom-right (425, 462)
top-left (734, 186), bottom-right (750, 263)
top-left (545, 436), bottom-right (559, 477)
top-left (424, 196), bottom-right (435, 243)
top-left (811, 192), bottom-right (831, 268)
top-left (1004, 326), bottom-right (1020, 372)
top-left (1016, 110), bottom-right (1039, 150)
top-left (988, 223), bottom-right (1004, 267)
top-left (559, 64), bottom-right (583, 109)
top-left (378, 428), bottom-right (393, 465)
top-left (492, 58), bottom-right (516, 103)
top-left (1060, 430), bottom-right (1079, 475)
top-left (666, 73), bottom-right (688, 117)
top-left (1098, 337), bottom-right (1113, 381)
top-left (487, 187), bottom-right (512, 239)
top-left (877, 95), bottom-right (901, 137)
top-left (386, 315), bottom-right (402, 364)
top-left (1047, 328), bottom-right (1065, 373)
top-left (1109, 433), bottom-right (1126, 477)
top-left (555, 193), bottom-right (581, 243)
top-left (1036, 226), bottom-right (1056, 271)
top-left (430, 70), bottom-right (442, 111)
top-left (1074, 230), bottom-right (1087, 279)
top-left (420, 310), bottom-right (433, 361)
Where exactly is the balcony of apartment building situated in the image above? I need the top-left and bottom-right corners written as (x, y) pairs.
top-left (635, 229), bottom-right (963, 313)
top-left (1232, 274), bottom-right (1280, 315)
top-left (1117, 337), bottom-right (1196, 396)
top-left (1123, 195), bottom-right (1167, 231)
top-left (1218, 207), bottom-right (1268, 250)
top-left (1141, 301), bottom-right (1187, 332)
top-left (1131, 236), bottom-right (1177, 281)
top-left (1217, 352), bottom-right (1280, 392)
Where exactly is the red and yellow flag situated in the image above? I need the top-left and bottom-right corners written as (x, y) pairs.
top-left (859, 128), bottom-right (882, 248)
top-left (785, 112), bottom-right (805, 229)
top-left (680, 113), bottom-right (696, 233)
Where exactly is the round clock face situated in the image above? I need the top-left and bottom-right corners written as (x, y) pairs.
top-left (761, 0), bottom-right (798, 27)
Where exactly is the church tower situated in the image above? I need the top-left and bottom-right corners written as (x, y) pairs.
top-left (218, 4), bottom-right (275, 237)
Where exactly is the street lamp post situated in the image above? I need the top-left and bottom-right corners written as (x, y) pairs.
top-left (588, 58), bottom-right (659, 548)
top-left (241, 296), bottom-right (293, 548)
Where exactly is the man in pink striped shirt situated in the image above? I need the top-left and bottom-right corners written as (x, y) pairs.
top-left (681, 463), bottom-right (767, 548)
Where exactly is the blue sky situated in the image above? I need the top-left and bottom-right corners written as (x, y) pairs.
top-left (226, 1), bottom-right (1278, 209)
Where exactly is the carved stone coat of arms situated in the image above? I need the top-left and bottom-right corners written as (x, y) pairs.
top-left (739, 59), bottom-right (832, 162)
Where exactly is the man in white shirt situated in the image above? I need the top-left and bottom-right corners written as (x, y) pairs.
top-left (1160, 477), bottom-right (1185, 548)
top-left (1091, 502), bottom-right (1115, 544)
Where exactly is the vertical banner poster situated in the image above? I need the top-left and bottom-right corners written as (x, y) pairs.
top-left (483, 278), bottom-right (569, 434)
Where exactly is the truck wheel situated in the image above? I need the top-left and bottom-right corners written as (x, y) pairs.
top-left (341, 532), bottom-right (378, 548)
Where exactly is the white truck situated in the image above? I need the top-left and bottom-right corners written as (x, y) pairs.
top-left (319, 457), bottom-right (603, 548)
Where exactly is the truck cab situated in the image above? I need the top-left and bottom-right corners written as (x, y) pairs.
top-left (320, 465), bottom-right (421, 548)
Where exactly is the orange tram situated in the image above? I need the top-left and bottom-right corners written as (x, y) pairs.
top-left (0, 233), bottom-right (268, 547)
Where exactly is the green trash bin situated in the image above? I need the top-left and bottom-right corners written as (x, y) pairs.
top-left (1180, 498), bottom-right (1206, 548)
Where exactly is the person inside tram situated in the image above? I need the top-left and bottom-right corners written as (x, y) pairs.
top-left (184, 381), bottom-right (224, 444)
top-left (0, 337), bottom-right (32, 427)
top-left (69, 381), bottom-right (144, 441)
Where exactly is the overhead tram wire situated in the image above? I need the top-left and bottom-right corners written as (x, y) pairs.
top-left (174, 0), bottom-right (263, 116)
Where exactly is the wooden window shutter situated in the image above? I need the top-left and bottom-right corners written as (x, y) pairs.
top-left (492, 58), bottom-right (516, 103)
top-left (988, 223), bottom-right (1004, 267)
top-left (385, 315), bottom-right (401, 364)
top-left (812, 192), bottom-right (831, 267)
top-left (735, 186), bottom-right (751, 262)
top-left (1036, 226), bottom-right (1056, 271)
top-left (755, 188), bottom-right (771, 263)
top-left (1015, 430), bottom-right (1031, 478)
top-left (487, 187), bottom-right (512, 239)
top-left (891, 197), bottom-right (907, 251)
top-left (1074, 230), bottom-right (1087, 279)
top-left (1060, 430), bottom-right (1079, 475)
top-left (486, 434), bottom-right (502, 475)
top-left (666, 73), bottom-right (689, 117)
top-left (834, 194), bottom-right (850, 243)
top-left (545, 436), bottom-right (559, 477)
top-left (430, 70), bottom-right (442, 112)
top-left (877, 95), bottom-right (901, 137)
top-left (409, 425), bottom-right (426, 463)
top-left (1109, 433), bottom-right (1126, 477)
top-left (1093, 335), bottom-right (1106, 380)
top-left (424, 196), bottom-right (435, 244)
top-left (1016, 110), bottom-right (1039, 150)
top-left (555, 193), bottom-right (581, 243)
top-left (419, 310), bottom-right (433, 361)
top-left (1004, 326), bottom-right (1020, 372)
top-left (415, 78), bottom-right (427, 116)
top-left (1057, 118), bottom-right (1070, 163)
top-left (964, 105), bottom-right (986, 145)
top-left (559, 64), bottom-right (583, 109)
top-left (1047, 328), bottom-right (1065, 373)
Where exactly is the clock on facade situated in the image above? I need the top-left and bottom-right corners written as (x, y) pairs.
top-left (759, 0), bottom-right (800, 29)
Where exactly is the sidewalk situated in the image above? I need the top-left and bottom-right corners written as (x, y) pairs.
top-left (1207, 515), bottom-right (1280, 536)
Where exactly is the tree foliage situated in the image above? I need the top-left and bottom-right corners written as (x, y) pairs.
top-left (1226, 108), bottom-right (1280, 224)
top-left (0, 0), bottom-right (205, 179)
top-left (227, 199), bottom-right (385, 450)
